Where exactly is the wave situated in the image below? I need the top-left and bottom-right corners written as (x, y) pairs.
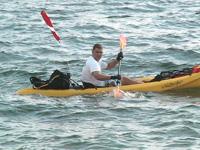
top-left (107, 15), bottom-right (132, 19)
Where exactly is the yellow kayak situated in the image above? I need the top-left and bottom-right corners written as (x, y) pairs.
top-left (16, 72), bottom-right (200, 97)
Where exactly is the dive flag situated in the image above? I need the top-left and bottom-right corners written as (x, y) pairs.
top-left (41, 10), bottom-right (61, 42)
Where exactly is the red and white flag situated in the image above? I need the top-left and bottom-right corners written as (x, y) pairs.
top-left (41, 10), bottom-right (61, 42)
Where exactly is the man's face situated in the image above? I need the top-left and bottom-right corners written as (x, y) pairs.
top-left (92, 48), bottom-right (103, 61)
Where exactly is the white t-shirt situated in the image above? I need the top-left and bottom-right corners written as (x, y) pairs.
top-left (81, 56), bottom-right (108, 86)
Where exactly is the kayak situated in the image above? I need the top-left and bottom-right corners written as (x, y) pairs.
top-left (17, 72), bottom-right (200, 97)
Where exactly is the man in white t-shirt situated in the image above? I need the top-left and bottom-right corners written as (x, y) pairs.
top-left (81, 44), bottom-right (142, 88)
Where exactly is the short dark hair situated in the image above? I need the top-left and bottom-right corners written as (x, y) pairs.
top-left (92, 44), bottom-right (103, 51)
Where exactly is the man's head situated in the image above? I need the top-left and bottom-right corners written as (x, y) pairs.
top-left (92, 44), bottom-right (103, 61)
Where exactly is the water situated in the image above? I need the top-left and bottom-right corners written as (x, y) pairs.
top-left (0, 0), bottom-right (200, 149)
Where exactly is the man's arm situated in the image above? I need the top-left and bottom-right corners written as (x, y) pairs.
top-left (105, 52), bottom-right (123, 70)
top-left (92, 71), bottom-right (111, 81)
top-left (106, 59), bottom-right (119, 70)
top-left (92, 71), bottom-right (121, 81)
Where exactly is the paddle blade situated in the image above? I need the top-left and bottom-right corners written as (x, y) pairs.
top-left (113, 87), bottom-right (124, 98)
top-left (41, 10), bottom-right (61, 42)
top-left (119, 34), bottom-right (127, 49)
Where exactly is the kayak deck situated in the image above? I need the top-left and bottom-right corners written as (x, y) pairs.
top-left (17, 73), bottom-right (200, 97)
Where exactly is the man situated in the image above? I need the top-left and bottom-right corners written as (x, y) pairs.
top-left (81, 44), bottom-right (142, 88)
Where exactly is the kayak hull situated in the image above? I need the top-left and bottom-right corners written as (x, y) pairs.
top-left (17, 73), bottom-right (200, 97)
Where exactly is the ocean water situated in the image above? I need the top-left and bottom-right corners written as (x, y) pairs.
top-left (0, 0), bottom-right (200, 149)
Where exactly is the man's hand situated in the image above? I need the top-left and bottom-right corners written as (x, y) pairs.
top-left (116, 52), bottom-right (124, 61)
top-left (110, 75), bottom-right (121, 80)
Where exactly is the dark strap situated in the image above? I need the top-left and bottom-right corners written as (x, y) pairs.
top-left (82, 82), bottom-right (105, 89)
top-left (82, 82), bottom-right (97, 88)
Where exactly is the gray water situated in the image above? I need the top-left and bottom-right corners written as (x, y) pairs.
top-left (0, 0), bottom-right (200, 149)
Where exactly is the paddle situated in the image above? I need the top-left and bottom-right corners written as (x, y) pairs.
top-left (113, 34), bottom-right (127, 98)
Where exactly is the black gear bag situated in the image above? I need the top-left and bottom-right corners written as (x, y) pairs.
top-left (30, 70), bottom-right (71, 89)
